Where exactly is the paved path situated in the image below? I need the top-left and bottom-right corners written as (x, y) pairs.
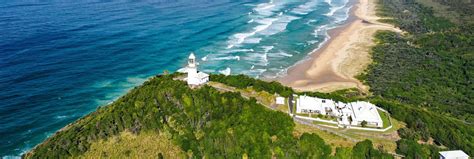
top-left (208, 83), bottom-right (277, 111)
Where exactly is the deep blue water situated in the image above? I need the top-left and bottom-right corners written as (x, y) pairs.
top-left (0, 0), bottom-right (351, 157)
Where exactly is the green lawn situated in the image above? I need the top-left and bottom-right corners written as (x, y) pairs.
top-left (378, 109), bottom-right (391, 128)
top-left (295, 113), bottom-right (310, 117)
top-left (313, 121), bottom-right (339, 127)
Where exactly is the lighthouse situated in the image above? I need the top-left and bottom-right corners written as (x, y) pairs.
top-left (186, 52), bottom-right (209, 86)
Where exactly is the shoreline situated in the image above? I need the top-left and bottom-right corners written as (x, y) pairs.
top-left (278, 0), bottom-right (401, 93)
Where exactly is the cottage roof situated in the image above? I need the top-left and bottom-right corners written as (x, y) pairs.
top-left (439, 150), bottom-right (469, 158)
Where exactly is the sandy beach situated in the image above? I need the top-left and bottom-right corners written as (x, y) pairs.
top-left (279, 0), bottom-right (401, 93)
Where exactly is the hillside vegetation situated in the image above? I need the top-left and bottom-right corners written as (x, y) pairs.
top-left (25, 74), bottom-right (392, 158)
top-left (213, 74), bottom-right (472, 157)
top-left (80, 131), bottom-right (186, 158)
top-left (357, 0), bottom-right (474, 157)
top-left (372, 0), bottom-right (474, 122)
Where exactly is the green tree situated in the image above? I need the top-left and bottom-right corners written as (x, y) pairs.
top-left (360, 120), bottom-right (368, 127)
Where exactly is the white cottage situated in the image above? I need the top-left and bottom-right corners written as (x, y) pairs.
top-left (439, 150), bottom-right (469, 159)
top-left (186, 53), bottom-right (209, 86)
top-left (296, 95), bottom-right (336, 115)
top-left (275, 97), bottom-right (285, 105)
top-left (349, 101), bottom-right (383, 127)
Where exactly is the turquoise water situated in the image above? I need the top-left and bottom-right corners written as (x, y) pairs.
top-left (0, 0), bottom-right (351, 157)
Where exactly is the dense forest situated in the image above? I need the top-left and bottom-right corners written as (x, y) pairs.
top-left (371, 0), bottom-right (474, 122)
top-left (25, 74), bottom-right (392, 158)
top-left (358, 0), bottom-right (474, 157)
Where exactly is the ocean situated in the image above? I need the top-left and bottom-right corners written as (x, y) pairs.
top-left (0, 0), bottom-right (351, 157)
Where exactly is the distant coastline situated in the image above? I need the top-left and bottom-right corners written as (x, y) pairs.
top-left (279, 0), bottom-right (401, 93)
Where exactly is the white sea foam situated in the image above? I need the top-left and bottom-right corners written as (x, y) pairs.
top-left (262, 46), bottom-right (274, 53)
top-left (55, 115), bottom-right (68, 119)
top-left (326, 0), bottom-right (350, 21)
top-left (92, 80), bottom-right (113, 88)
top-left (244, 52), bottom-right (268, 66)
top-left (291, 0), bottom-right (319, 15)
top-left (262, 52), bottom-right (268, 64)
top-left (336, 6), bottom-right (352, 23)
top-left (248, 68), bottom-right (267, 75)
top-left (325, 0), bottom-right (332, 6)
top-left (219, 67), bottom-right (231, 75)
top-left (254, 2), bottom-right (277, 16)
top-left (223, 49), bottom-right (254, 53)
top-left (312, 24), bottom-right (328, 36)
top-left (307, 40), bottom-right (318, 44)
top-left (2, 155), bottom-right (21, 159)
top-left (245, 38), bottom-right (262, 44)
top-left (227, 18), bottom-right (276, 49)
top-left (276, 67), bottom-right (288, 76)
top-left (260, 15), bottom-right (299, 36)
top-left (226, 0), bottom-right (299, 49)
top-left (126, 77), bottom-right (147, 86)
top-left (325, 5), bottom-right (344, 16)
top-left (257, 3), bottom-right (275, 11)
top-left (270, 51), bottom-right (293, 58)
top-left (8, 146), bottom-right (33, 159)
top-left (211, 56), bottom-right (240, 61)
top-left (201, 55), bottom-right (208, 61)
top-left (318, 35), bottom-right (330, 49)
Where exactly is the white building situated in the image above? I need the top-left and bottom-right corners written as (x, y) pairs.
top-left (439, 150), bottom-right (469, 159)
top-left (349, 101), bottom-right (383, 127)
top-left (296, 95), bottom-right (336, 115)
top-left (295, 95), bottom-right (383, 127)
top-left (186, 53), bottom-right (209, 86)
top-left (335, 102), bottom-right (354, 125)
top-left (276, 97), bottom-right (285, 105)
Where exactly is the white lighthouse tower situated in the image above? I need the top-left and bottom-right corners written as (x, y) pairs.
top-left (186, 52), bottom-right (209, 86)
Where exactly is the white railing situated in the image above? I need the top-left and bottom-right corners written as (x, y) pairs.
top-left (347, 125), bottom-right (393, 132)
top-left (291, 113), bottom-right (394, 132)
top-left (292, 115), bottom-right (338, 125)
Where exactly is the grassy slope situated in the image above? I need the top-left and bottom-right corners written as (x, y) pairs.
top-left (378, 110), bottom-right (391, 128)
top-left (78, 131), bottom-right (186, 158)
top-left (293, 123), bottom-right (355, 153)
